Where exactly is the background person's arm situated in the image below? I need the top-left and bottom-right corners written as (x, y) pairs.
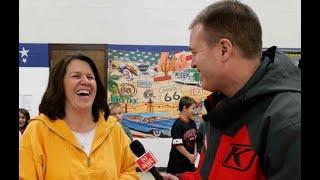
top-left (175, 145), bottom-right (196, 164)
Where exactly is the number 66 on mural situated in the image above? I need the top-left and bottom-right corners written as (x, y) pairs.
top-left (160, 91), bottom-right (182, 102)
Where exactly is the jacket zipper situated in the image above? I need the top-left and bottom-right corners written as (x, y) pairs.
top-left (87, 156), bottom-right (91, 167)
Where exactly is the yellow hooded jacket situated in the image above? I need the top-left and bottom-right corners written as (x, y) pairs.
top-left (19, 112), bottom-right (139, 180)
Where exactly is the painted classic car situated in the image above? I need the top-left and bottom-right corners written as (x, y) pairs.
top-left (121, 112), bottom-right (175, 137)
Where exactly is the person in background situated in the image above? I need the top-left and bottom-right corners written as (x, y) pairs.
top-left (19, 53), bottom-right (139, 179)
top-left (195, 121), bottom-right (205, 154)
top-left (19, 130), bottom-right (22, 143)
top-left (166, 96), bottom-right (198, 177)
top-left (163, 0), bottom-right (300, 179)
top-left (196, 92), bottom-right (226, 155)
top-left (19, 108), bottom-right (30, 134)
top-left (109, 102), bottom-right (133, 141)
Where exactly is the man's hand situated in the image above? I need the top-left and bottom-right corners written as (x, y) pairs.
top-left (162, 173), bottom-right (179, 180)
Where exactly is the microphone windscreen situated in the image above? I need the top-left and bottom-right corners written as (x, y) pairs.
top-left (130, 140), bottom-right (146, 157)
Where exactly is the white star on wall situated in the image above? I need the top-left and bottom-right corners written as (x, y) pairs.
top-left (22, 58), bottom-right (28, 63)
top-left (19, 47), bottom-right (29, 58)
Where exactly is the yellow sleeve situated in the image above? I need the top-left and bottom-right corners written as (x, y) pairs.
top-left (19, 125), bottom-right (44, 180)
top-left (118, 125), bottom-right (140, 180)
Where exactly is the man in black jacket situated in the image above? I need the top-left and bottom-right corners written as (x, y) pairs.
top-left (163, 0), bottom-right (300, 180)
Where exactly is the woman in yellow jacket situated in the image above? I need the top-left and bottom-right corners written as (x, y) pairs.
top-left (19, 53), bottom-right (139, 180)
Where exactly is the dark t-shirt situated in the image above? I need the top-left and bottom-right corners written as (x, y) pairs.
top-left (167, 118), bottom-right (197, 175)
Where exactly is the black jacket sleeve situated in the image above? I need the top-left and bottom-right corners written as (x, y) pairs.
top-left (262, 92), bottom-right (301, 180)
top-left (264, 121), bottom-right (300, 180)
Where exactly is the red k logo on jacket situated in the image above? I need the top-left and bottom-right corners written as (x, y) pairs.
top-left (222, 144), bottom-right (256, 171)
top-left (203, 126), bottom-right (265, 180)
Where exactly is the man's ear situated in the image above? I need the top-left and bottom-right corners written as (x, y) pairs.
top-left (219, 38), bottom-right (233, 62)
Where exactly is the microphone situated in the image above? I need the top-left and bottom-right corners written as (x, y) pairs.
top-left (130, 140), bottom-right (164, 180)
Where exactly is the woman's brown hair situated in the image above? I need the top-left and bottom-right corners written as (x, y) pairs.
top-left (39, 53), bottom-right (110, 122)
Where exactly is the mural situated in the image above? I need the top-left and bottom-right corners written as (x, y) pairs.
top-left (107, 45), bottom-right (211, 138)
